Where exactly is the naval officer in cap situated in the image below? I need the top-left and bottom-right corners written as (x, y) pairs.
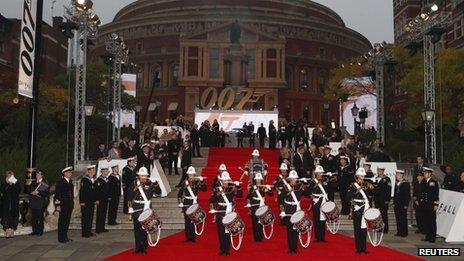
top-left (55, 167), bottom-right (74, 243)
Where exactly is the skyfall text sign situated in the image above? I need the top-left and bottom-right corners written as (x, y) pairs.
top-left (18, 0), bottom-right (38, 98)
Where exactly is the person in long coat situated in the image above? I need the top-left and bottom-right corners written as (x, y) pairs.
top-left (1, 171), bottom-right (20, 238)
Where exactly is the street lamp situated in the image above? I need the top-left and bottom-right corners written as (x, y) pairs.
top-left (422, 107), bottom-right (435, 163)
top-left (84, 104), bottom-right (95, 160)
top-left (421, 108), bottom-right (435, 122)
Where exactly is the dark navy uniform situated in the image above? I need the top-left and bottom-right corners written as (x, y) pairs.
top-left (418, 178), bottom-right (439, 242)
top-left (394, 180), bottom-right (410, 237)
top-left (177, 180), bottom-right (207, 242)
top-left (347, 182), bottom-right (369, 253)
top-left (278, 183), bottom-right (310, 253)
top-left (339, 165), bottom-right (354, 214)
top-left (55, 177), bottom-right (74, 242)
top-left (128, 180), bottom-right (161, 253)
top-left (412, 179), bottom-right (425, 234)
top-left (108, 172), bottom-right (121, 225)
top-left (310, 179), bottom-right (328, 242)
top-left (246, 185), bottom-right (273, 242)
top-left (273, 174), bottom-right (288, 226)
top-left (122, 165), bottom-right (136, 214)
top-left (209, 185), bottom-right (243, 255)
top-left (79, 175), bottom-right (96, 237)
top-left (372, 175), bottom-right (391, 233)
top-left (321, 154), bottom-right (337, 200)
top-left (29, 179), bottom-right (50, 236)
top-left (95, 175), bottom-right (109, 233)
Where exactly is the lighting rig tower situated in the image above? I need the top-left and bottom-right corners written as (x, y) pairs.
top-left (64, 0), bottom-right (100, 166)
top-left (105, 34), bottom-right (129, 142)
top-left (404, 2), bottom-right (450, 164)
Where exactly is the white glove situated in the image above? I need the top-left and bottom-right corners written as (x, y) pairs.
top-left (279, 211), bottom-right (286, 218)
top-left (326, 172), bottom-right (332, 177)
top-left (243, 171), bottom-right (249, 176)
top-left (245, 203), bottom-right (251, 208)
top-left (128, 207), bottom-right (134, 214)
top-left (265, 185), bottom-right (271, 190)
top-left (233, 181), bottom-right (240, 186)
top-left (209, 209), bottom-right (216, 214)
top-left (198, 177), bottom-right (204, 181)
top-left (178, 203), bottom-right (184, 208)
top-left (300, 178), bottom-right (307, 183)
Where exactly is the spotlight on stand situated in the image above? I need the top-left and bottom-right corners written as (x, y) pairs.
top-left (72, 0), bottom-right (93, 11)
top-left (60, 21), bottom-right (79, 39)
top-left (427, 26), bottom-right (446, 44)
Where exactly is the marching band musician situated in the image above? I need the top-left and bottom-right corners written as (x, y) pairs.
top-left (79, 165), bottom-right (97, 238)
top-left (274, 163), bottom-right (289, 225)
top-left (212, 163), bottom-right (227, 189)
top-left (128, 167), bottom-right (162, 254)
top-left (393, 170), bottom-right (410, 237)
top-left (178, 166), bottom-right (207, 243)
top-left (372, 166), bottom-right (391, 233)
top-left (209, 171), bottom-right (243, 256)
top-left (347, 168), bottom-right (370, 254)
top-left (338, 156), bottom-right (354, 215)
top-left (122, 157), bottom-right (137, 215)
top-left (278, 170), bottom-right (310, 254)
top-left (418, 167), bottom-right (439, 243)
top-left (310, 166), bottom-right (328, 243)
top-left (241, 149), bottom-right (268, 186)
top-left (95, 166), bottom-right (110, 234)
top-left (108, 164), bottom-right (122, 226)
top-left (246, 173), bottom-right (273, 242)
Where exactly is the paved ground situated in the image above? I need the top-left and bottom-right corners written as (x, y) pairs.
top-left (1, 228), bottom-right (462, 260)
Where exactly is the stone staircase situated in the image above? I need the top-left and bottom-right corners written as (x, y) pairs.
top-left (69, 148), bottom-right (210, 231)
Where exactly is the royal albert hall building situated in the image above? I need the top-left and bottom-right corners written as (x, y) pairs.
top-left (91, 0), bottom-right (371, 124)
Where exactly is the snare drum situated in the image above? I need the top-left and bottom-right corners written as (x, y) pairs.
top-left (364, 208), bottom-right (384, 231)
top-left (290, 211), bottom-right (312, 234)
top-left (222, 212), bottom-right (245, 236)
top-left (255, 205), bottom-right (275, 226)
top-left (321, 201), bottom-right (340, 222)
top-left (186, 204), bottom-right (206, 225)
top-left (138, 209), bottom-right (161, 234)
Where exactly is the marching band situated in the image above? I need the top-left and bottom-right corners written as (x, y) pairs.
top-left (50, 147), bottom-right (441, 257)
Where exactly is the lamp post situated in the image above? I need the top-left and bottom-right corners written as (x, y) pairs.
top-left (84, 104), bottom-right (95, 160)
top-left (422, 107), bottom-right (436, 164)
top-left (351, 103), bottom-right (359, 135)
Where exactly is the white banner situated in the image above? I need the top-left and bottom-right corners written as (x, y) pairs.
top-left (118, 74), bottom-right (137, 128)
top-left (18, 0), bottom-right (39, 98)
top-left (437, 189), bottom-right (464, 243)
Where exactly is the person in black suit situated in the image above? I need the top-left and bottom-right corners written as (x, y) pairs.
top-left (108, 164), bottom-right (121, 225)
top-left (190, 124), bottom-right (202, 157)
top-left (122, 157), bottom-right (137, 214)
top-left (54, 167), bottom-right (75, 243)
top-left (137, 144), bottom-right (152, 172)
top-left (1, 171), bottom-right (21, 238)
top-left (394, 170), bottom-right (410, 237)
top-left (268, 121), bottom-right (277, 149)
top-left (94, 143), bottom-right (108, 160)
top-left (413, 172), bottom-right (425, 234)
top-left (338, 156), bottom-right (354, 215)
top-left (257, 123), bottom-right (267, 148)
top-left (458, 172), bottom-right (464, 193)
top-left (167, 135), bottom-right (181, 175)
top-left (122, 140), bottom-right (138, 159)
top-left (442, 165), bottom-right (459, 191)
top-left (28, 170), bottom-right (50, 236)
top-left (176, 141), bottom-right (193, 187)
top-left (79, 165), bottom-right (97, 238)
top-left (95, 166), bottom-right (110, 234)
top-left (293, 144), bottom-right (313, 178)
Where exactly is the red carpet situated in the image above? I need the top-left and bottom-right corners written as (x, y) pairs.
top-left (107, 148), bottom-right (420, 260)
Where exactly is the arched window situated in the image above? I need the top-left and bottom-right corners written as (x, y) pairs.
top-left (300, 68), bottom-right (308, 91)
top-left (150, 64), bottom-right (162, 88)
top-left (170, 63), bottom-right (179, 87)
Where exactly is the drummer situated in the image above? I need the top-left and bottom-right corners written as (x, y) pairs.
top-left (209, 171), bottom-right (243, 256)
top-left (246, 173), bottom-right (273, 242)
top-left (310, 165), bottom-right (329, 243)
top-left (278, 170), bottom-right (310, 254)
top-left (177, 166), bottom-right (207, 243)
top-left (274, 163), bottom-right (290, 226)
top-left (128, 167), bottom-right (162, 254)
top-left (347, 168), bottom-right (370, 254)
top-left (241, 149), bottom-right (269, 187)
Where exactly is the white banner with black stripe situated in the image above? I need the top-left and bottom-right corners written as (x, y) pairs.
top-left (436, 189), bottom-right (464, 243)
top-left (18, 0), bottom-right (38, 98)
